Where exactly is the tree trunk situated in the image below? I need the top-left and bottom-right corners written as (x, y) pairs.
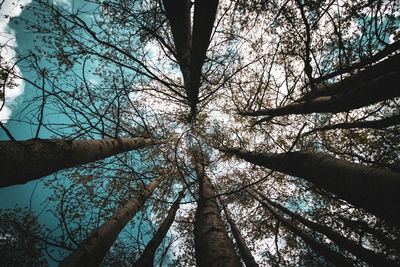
top-left (188, 0), bottom-right (219, 118)
top-left (60, 175), bottom-right (166, 267)
top-left (162, 0), bottom-right (219, 120)
top-left (249, 191), bottom-right (353, 267)
top-left (308, 114), bottom-right (400, 133)
top-left (311, 41), bottom-right (400, 86)
top-left (339, 216), bottom-right (400, 253)
top-left (0, 137), bottom-right (158, 188)
top-left (220, 198), bottom-right (258, 267)
top-left (305, 52), bottom-right (400, 99)
top-left (258, 192), bottom-right (398, 266)
top-left (193, 154), bottom-right (242, 267)
top-left (162, 0), bottom-right (192, 87)
top-left (221, 147), bottom-right (400, 226)
top-left (240, 70), bottom-right (400, 119)
top-left (133, 190), bottom-right (185, 267)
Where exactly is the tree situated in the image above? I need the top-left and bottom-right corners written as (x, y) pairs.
top-left (219, 197), bottom-right (258, 267)
top-left (249, 190), bottom-right (354, 267)
top-left (219, 147), bottom-right (400, 226)
top-left (60, 174), bottom-right (167, 266)
top-left (255, 190), bottom-right (399, 266)
top-left (1, 0), bottom-right (400, 266)
top-left (0, 137), bottom-right (161, 187)
top-left (192, 149), bottom-right (242, 266)
top-left (133, 189), bottom-right (185, 266)
top-left (0, 207), bottom-right (48, 266)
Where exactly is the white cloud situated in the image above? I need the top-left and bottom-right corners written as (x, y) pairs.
top-left (54, 0), bottom-right (72, 11)
top-left (0, 105), bottom-right (11, 122)
top-left (0, 0), bottom-right (32, 122)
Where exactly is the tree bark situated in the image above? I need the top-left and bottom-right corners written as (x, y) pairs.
top-left (193, 153), bottom-right (242, 267)
top-left (221, 147), bottom-right (400, 226)
top-left (188, 0), bottom-right (219, 118)
top-left (307, 114), bottom-right (400, 133)
top-left (312, 41), bottom-right (400, 85)
top-left (0, 137), bottom-right (158, 188)
top-left (60, 175), bottom-right (166, 267)
top-left (240, 69), bottom-right (400, 120)
top-left (162, 0), bottom-right (192, 87)
top-left (162, 0), bottom-right (219, 120)
top-left (305, 52), bottom-right (400, 99)
top-left (249, 191), bottom-right (353, 267)
top-left (133, 190), bottom-right (185, 267)
top-left (258, 193), bottom-right (398, 266)
top-left (220, 198), bottom-right (259, 267)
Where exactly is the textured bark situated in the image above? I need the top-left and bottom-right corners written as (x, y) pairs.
top-left (0, 137), bottom-right (158, 188)
top-left (60, 175), bottom-right (166, 267)
top-left (193, 155), bottom-right (241, 267)
top-left (240, 70), bottom-right (400, 119)
top-left (312, 41), bottom-right (400, 85)
top-left (162, 0), bottom-right (192, 86)
top-left (188, 0), bottom-right (219, 117)
top-left (220, 199), bottom-right (258, 267)
top-left (162, 0), bottom-right (219, 120)
top-left (250, 191), bottom-right (353, 267)
top-left (133, 190), bottom-right (185, 267)
top-left (309, 114), bottom-right (400, 132)
top-left (305, 52), bottom-right (400, 99)
top-left (221, 147), bottom-right (400, 226)
top-left (260, 194), bottom-right (398, 266)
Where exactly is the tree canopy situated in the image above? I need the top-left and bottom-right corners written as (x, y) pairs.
top-left (1, 0), bottom-right (400, 266)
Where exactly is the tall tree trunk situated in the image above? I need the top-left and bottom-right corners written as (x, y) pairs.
top-left (162, 0), bottom-right (219, 120)
top-left (0, 137), bottom-right (158, 188)
top-left (162, 0), bottom-right (192, 87)
top-left (188, 0), bottom-right (219, 118)
top-left (311, 41), bottom-right (400, 86)
top-left (133, 190), bottom-right (185, 267)
top-left (249, 191), bottom-right (353, 267)
top-left (240, 53), bottom-right (400, 119)
top-left (220, 198), bottom-right (258, 267)
top-left (307, 114), bottom-right (400, 133)
top-left (257, 192), bottom-right (398, 266)
top-left (193, 153), bottom-right (241, 267)
top-left (305, 53), bottom-right (400, 99)
top-left (221, 147), bottom-right (400, 226)
top-left (241, 70), bottom-right (400, 119)
top-left (60, 175), bottom-right (166, 267)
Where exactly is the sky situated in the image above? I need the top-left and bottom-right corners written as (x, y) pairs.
top-left (0, 1), bottom-right (173, 265)
top-left (2, 0), bottom-right (398, 265)
top-left (0, 1), bottom-right (88, 265)
top-left (0, 2), bottom-right (61, 265)
top-left (0, 0), bottom-right (31, 122)
top-left (0, 0), bottom-right (53, 212)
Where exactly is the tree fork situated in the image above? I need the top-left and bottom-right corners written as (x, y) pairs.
top-left (0, 137), bottom-right (160, 187)
top-left (221, 147), bottom-right (400, 226)
top-left (60, 175), bottom-right (167, 267)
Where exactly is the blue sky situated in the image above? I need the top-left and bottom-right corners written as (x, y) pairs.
top-left (0, 1), bottom-right (99, 265)
top-left (0, 1), bottom-right (174, 264)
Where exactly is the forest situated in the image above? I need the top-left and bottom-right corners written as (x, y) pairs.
top-left (0, 0), bottom-right (400, 266)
